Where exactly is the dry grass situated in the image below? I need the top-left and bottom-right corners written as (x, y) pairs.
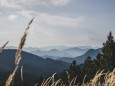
top-left (15, 17), bottom-right (34, 65)
top-left (5, 18), bottom-right (34, 86)
top-left (91, 70), bottom-right (105, 86)
top-left (104, 69), bottom-right (115, 86)
top-left (5, 66), bottom-right (18, 86)
top-left (40, 73), bottom-right (62, 86)
top-left (39, 69), bottom-right (115, 86)
top-left (0, 41), bottom-right (9, 53)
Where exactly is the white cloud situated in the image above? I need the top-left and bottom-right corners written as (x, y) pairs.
top-left (9, 15), bottom-right (18, 20)
top-left (19, 11), bottom-right (85, 28)
top-left (0, 0), bottom-right (22, 9)
top-left (50, 0), bottom-right (72, 6)
top-left (0, 0), bottom-right (72, 10)
top-left (0, 0), bottom-right (47, 9)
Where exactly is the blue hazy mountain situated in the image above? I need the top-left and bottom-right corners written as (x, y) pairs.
top-left (37, 46), bottom-right (68, 51)
top-left (30, 47), bottom-right (89, 59)
top-left (59, 48), bottom-right (101, 64)
top-left (31, 49), bottom-right (72, 59)
top-left (6, 46), bottom-right (93, 60)
top-left (62, 47), bottom-right (88, 57)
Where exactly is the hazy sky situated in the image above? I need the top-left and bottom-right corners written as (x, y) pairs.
top-left (0, 0), bottom-right (115, 48)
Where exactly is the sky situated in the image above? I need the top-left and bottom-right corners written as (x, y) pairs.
top-left (0, 0), bottom-right (115, 48)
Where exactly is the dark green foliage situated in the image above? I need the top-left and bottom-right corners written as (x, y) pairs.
top-left (61, 60), bottom-right (86, 85)
top-left (101, 31), bottom-right (115, 71)
top-left (61, 60), bottom-right (78, 85)
top-left (68, 60), bottom-right (78, 82)
top-left (61, 70), bottom-right (68, 85)
top-left (84, 56), bottom-right (95, 80)
top-left (96, 53), bottom-right (102, 67)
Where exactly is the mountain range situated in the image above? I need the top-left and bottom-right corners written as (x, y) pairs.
top-left (5, 46), bottom-right (101, 64)
top-left (6, 46), bottom-right (92, 55)
top-left (30, 47), bottom-right (90, 59)
top-left (0, 49), bottom-right (69, 85)
top-left (59, 48), bottom-right (101, 64)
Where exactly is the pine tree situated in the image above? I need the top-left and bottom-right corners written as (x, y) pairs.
top-left (68, 60), bottom-right (77, 82)
top-left (110, 38), bottom-right (115, 69)
top-left (101, 31), bottom-right (115, 70)
top-left (84, 56), bottom-right (95, 81)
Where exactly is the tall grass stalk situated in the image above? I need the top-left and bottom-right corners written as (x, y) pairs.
top-left (5, 66), bottom-right (18, 86)
top-left (5, 18), bottom-right (34, 86)
top-left (15, 17), bottom-right (34, 65)
top-left (0, 41), bottom-right (9, 53)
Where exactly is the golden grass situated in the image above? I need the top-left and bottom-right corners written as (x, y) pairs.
top-left (39, 69), bottom-right (115, 86)
top-left (5, 66), bottom-right (18, 86)
top-left (5, 18), bottom-right (34, 86)
top-left (15, 17), bottom-right (34, 65)
top-left (91, 70), bottom-right (105, 86)
top-left (0, 41), bottom-right (9, 53)
top-left (104, 69), bottom-right (115, 86)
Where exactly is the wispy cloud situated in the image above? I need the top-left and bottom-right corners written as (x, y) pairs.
top-left (0, 0), bottom-right (22, 9)
top-left (19, 11), bottom-right (85, 28)
top-left (0, 0), bottom-right (72, 10)
top-left (0, 0), bottom-right (47, 9)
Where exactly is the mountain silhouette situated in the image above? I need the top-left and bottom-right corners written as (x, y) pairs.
top-left (0, 49), bottom-right (69, 86)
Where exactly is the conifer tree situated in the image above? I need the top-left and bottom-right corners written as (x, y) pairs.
top-left (101, 31), bottom-right (115, 70)
top-left (68, 60), bottom-right (77, 81)
top-left (84, 56), bottom-right (95, 80)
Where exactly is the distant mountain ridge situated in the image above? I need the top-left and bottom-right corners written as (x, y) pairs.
top-left (59, 48), bottom-right (101, 64)
top-left (62, 47), bottom-right (88, 57)
top-left (31, 49), bottom-right (72, 58)
top-left (5, 46), bottom-right (99, 61)
top-left (0, 49), bottom-right (69, 82)
top-left (30, 47), bottom-right (90, 59)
